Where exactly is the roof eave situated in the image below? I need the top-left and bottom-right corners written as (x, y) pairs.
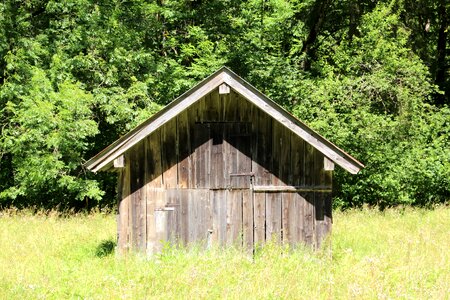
top-left (85, 66), bottom-right (364, 174)
top-left (84, 67), bottom-right (229, 172)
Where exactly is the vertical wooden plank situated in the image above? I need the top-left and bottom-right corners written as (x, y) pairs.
top-left (272, 121), bottom-right (290, 186)
top-left (187, 105), bottom-right (196, 189)
top-left (207, 89), bottom-right (220, 121)
top-left (265, 193), bottom-right (282, 243)
top-left (193, 123), bottom-right (210, 188)
top-left (177, 110), bottom-right (191, 188)
top-left (314, 149), bottom-right (325, 187)
top-left (116, 169), bottom-right (123, 244)
top-left (251, 109), bottom-right (261, 185)
top-left (254, 109), bottom-right (272, 186)
top-left (138, 143), bottom-right (146, 252)
top-left (253, 192), bottom-right (266, 245)
top-left (118, 153), bottom-right (130, 254)
top-left (146, 130), bottom-right (164, 253)
top-left (147, 130), bottom-right (163, 187)
top-left (211, 190), bottom-right (227, 246)
top-left (203, 189), bottom-right (213, 243)
top-left (188, 189), bottom-right (210, 244)
top-left (210, 123), bottom-right (225, 189)
top-left (290, 192), bottom-right (303, 246)
top-left (295, 193), bottom-right (305, 244)
top-left (140, 180), bottom-right (147, 252)
top-left (179, 189), bottom-right (190, 246)
top-left (281, 192), bottom-right (291, 245)
top-left (303, 192), bottom-right (315, 247)
top-left (166, 189), bottom-right (180, 244)
top-left (130, 142), bottom-right (145, 252)
top-left (314, 192), bottom-right (325, 248)
top-left (227, 123), bottom-right (252, 188)
top-left (219, 190), bottom-right (228, 246)
top-left (237, 93), bottom-right (251, 122)
top-left (291, 133), bottom-right (305, 186)
top-left (145, 132), bottom-right (156, 253)
top-left (205, 189), bottom-right (213, 248)
top-left (129, 151), bottom-right (136, 251)
top-left (313, 149), bottom-right (326, 248)
top-left (152, 188), bottom-right (167, 253)
top-left (224, 90), bottom-right (238, 121)
top-left (280, 124), bottom-right (291, 186)
top-left (242, 190), bottom-right (254, 251)
top-left (237, 123), bottom-right (252, 188)
top-left (143, 137), bottom-right (149, 254)
top-left (197, 94), bottom-right (207, 123)
top-left (226, 190), bottom-right (243, 246)
top-left (145, 187), bottom-right (156, 254)
top-left (226, 124), bottom-right (238, 188)
top-left (323, 191), bottom-right (332, 244)
top-left (250, 103), bottom-right (259, 180)
top-left (161, 119), bottom-right (178, 189)
top-left (188, 191), bottom-right (197, 243)
top-left (304, 143), bottom-right (315, 186)
top-left (220, 92), bottom-right (229, 122)
top-left (272, 121), bottom-right (282, 186)
top-left (154, 209), bottom-right (167, 252)
top-left (146, 188), bottom-right (166, 254)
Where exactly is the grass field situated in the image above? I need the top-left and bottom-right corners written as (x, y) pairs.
top-left (0, 207), bottom-right (448, 299)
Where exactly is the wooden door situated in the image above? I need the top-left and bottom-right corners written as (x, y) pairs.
top-left (207, 122), bottom-right (254, 248)
top-left (209, 122), bottom-right (252, 189)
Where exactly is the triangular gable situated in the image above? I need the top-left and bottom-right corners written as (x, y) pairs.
top-left (85, 67), bottom-right (364, 174)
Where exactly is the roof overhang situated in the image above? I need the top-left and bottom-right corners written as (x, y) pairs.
top-left (84, 67), bottom-right (364, 174)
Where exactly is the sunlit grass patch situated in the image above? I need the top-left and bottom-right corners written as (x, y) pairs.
top-left (0, 207), bottom-right (448, 299)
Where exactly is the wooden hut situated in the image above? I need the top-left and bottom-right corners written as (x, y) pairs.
top-left (85, 67), bottom-right (364, 254)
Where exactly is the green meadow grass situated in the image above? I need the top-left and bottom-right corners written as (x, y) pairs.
top-left (0, 207), bottom-right (448, 299)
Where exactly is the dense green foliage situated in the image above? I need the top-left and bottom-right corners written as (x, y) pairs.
top-left (0, 0), bottom-right (449, 209)
top-left (0, 208), bottom-right (449, 298)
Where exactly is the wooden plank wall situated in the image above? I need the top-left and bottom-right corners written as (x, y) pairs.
top-left (118, 87), bottom-right (333, 253)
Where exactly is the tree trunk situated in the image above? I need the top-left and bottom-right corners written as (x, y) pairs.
top-left (435, 0), bottom-right (448, 105)
top-left (300, 0), bottom-right (332, 71)
top-left (348, 0), bottom-right (361, 42)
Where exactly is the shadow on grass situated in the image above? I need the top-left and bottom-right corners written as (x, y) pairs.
top-left (95, 239), bottom-right (116, 257)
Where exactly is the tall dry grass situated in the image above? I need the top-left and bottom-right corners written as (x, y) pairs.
top-left (0, 207), bottom-right (448, 299)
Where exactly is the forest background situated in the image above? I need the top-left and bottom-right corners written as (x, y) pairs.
top-left (0, 0), bottom-right (448, 210)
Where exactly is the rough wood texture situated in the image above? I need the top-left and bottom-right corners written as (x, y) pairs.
top-left (253, 193), bottom-right (266, 245)
top-left (113, 87), bottom-right (342, 253)
top-left (177, 110), bottom-right (190, 188)
top-left (117, 154), bottom-right (130, 254)
top-left (242, 190), bottom-right (254, 251)
top-left (266, 192), bottom-right (282, 243)
top-left (227, 190), bottom-right (243, 246)
top-left (253, 109), bottom-right (272, 186)
top-left (212, 190), bottom-right (227, 246)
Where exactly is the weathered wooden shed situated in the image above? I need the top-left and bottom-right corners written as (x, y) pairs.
top-left (85, 67), bottom-right (363, 254)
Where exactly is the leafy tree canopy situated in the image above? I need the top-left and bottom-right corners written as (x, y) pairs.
top-left (0, 0), bottom-right (448, 209)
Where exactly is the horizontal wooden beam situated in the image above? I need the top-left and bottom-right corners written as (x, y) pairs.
top-left (252, 186), bottom-right (332, 193)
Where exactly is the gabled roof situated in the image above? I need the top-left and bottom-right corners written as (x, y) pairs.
top-left (85, 67), bottom-right (364, 174)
